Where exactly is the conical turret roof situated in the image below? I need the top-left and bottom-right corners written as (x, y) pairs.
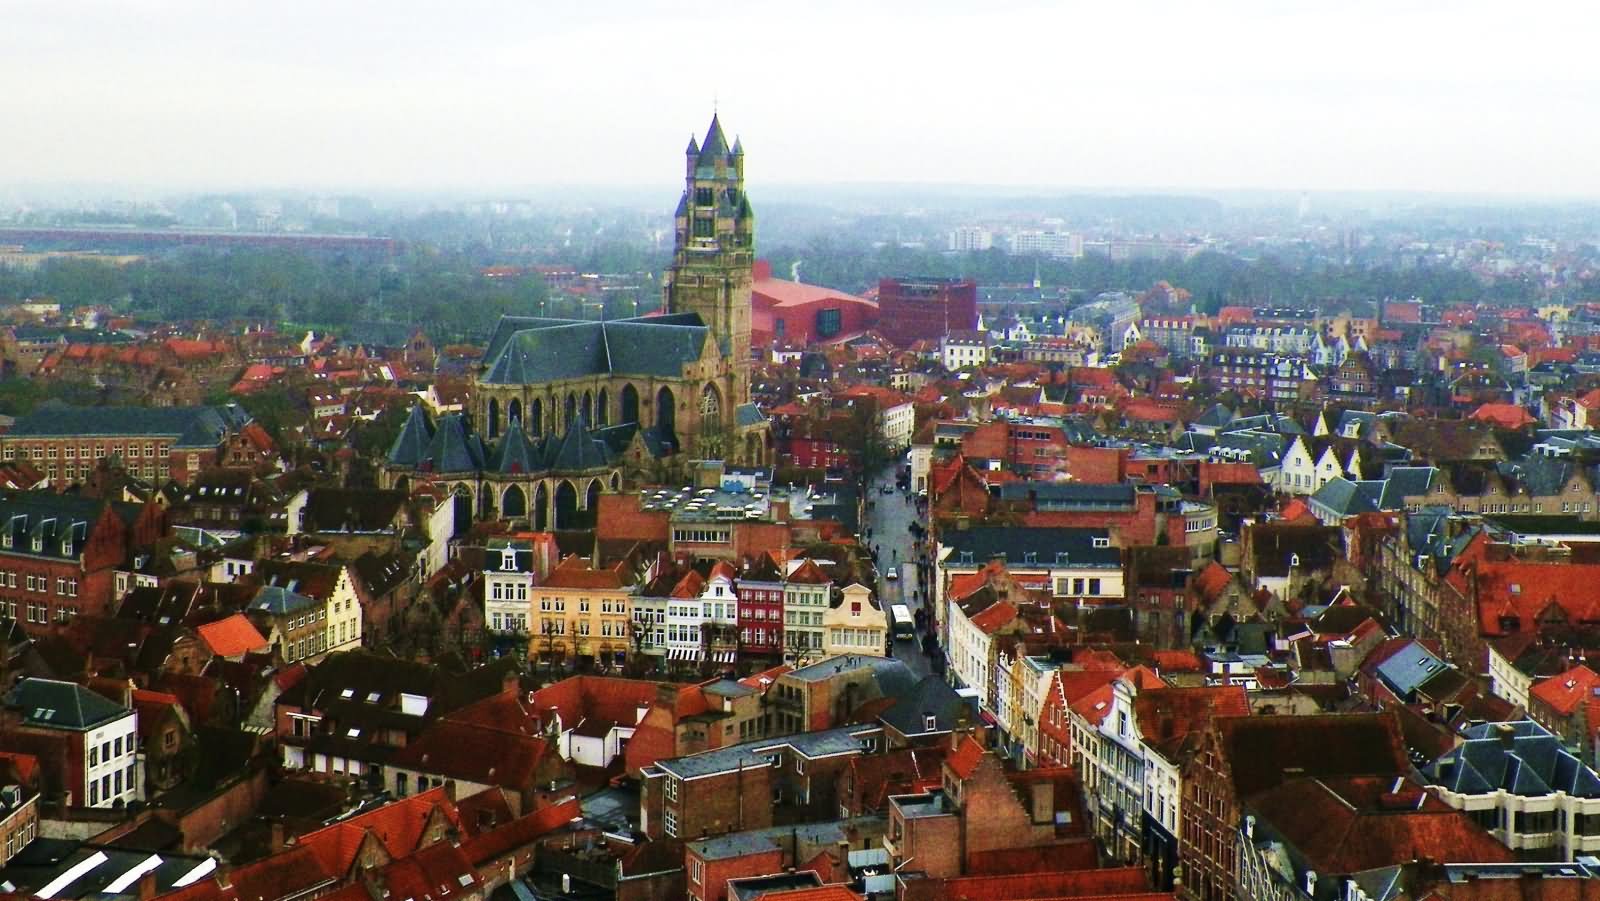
top-left (544, 412), bottom-right (612, 472)
top-left (421, 413), bottom-right (485, 473)
top-left (387, 405), bottom-right (435, 466)
top-left (701, 114), bottom-right (728, 155)
top-left (686, 135), bottom-right (700, 155)
top-left (491, 423), bottom-right (541, 474)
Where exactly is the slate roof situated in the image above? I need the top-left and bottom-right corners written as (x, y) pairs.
top-left (480, 316), bottom-right (711, 386)
top-left (489, 424), bottom-right (540, 474)
top-left (7, 677), bottom-right (130, 730)
top-left (941, 526), bottom-right (1120, 568)
top-left (543, 413), bottom-right (612, 471)
top-left (6, 403), bottom-right (247, 446)
top-left (249, 585), bottom-right (320, 616)
top-left (654, 725), bottom-right (877, 780)
top-left (1310, 477), bottom-right (1381, 517)
top-left (736, 402), bottom-right (766, 428)
top-left (419, 413), bottom-right (486, 473)
top-left (1424, 720), bottom-right (1600, 798)
top-left (1193, 403), bottom-right (1234, 428)
top-left (1377, 466), bottom-right (1438, 508)
top-left (1373, 641), bottom-right (1450, 701)
top-left (387, 405), bottom-right (435, 466)
top-left (879, 675), bottom-right (973, 737)
top-left (0, 491), bottom-right (120, 562)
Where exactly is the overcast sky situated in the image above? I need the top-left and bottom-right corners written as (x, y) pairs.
top-left (3, 0), bottom-right (1595, 197)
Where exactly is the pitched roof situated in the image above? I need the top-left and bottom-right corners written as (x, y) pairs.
top-left (1424, 720), bottom-right (1600, 799)
top-left (1134, 686), bottom-right (1249, 762)
top-left (1215, 712), bottom-right (1408, 798)
top-left (1530, 665), bottom-right (1600, 718)
top-left (6, 677), bottom-right (129, 730)
top-left (481, 316), bottom-right (710, 385)
top-left (195, 614), bottom-right (269, 658)
top-left (1243, 776), bottom-right (1515, 875)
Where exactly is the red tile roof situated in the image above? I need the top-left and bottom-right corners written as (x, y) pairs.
top-left (946, 734), bottom-right (987, 780)
top-left (459, 798), bottom-right (580, 863)
top-left (1190, 562), bottom-right (1233, 602)
top-left (1470, 403), bottom-right (1536, 430)
top-left (969, 600), bottom-right (1019, 635)
top-left (1244, 776), bottom-right (1515, 873)
top-left (1529, 664), bottom-right (1600, 717)
top-left (196, 613), bottom-right (269, 658)
top-left (296, 786), bottom-right (459, 874)
top-left (934, 866), bottom-right (1148, 901)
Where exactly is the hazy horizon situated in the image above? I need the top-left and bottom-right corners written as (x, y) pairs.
top-left (5, 1), bottom-right (1598, 197)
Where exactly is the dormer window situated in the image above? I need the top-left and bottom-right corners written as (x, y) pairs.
top-left (923, 714), bottom-right (937, 731)
top-left (30, 537), bottom-right (41, 553)
top-left (501, 550), bottom-right (517, 571)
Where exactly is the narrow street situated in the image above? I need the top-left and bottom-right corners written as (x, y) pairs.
top-left (863, 466), bottom-right (937, 681)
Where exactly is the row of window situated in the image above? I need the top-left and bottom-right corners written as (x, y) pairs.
top-left (538, 597), bottom-right (626, 613)
top-left (89, 733), bottom-right (134, 767)
top-left (86, 764), bottom-right (136, 806)
top-left (489, 582), bottom-right (529, 602)
top-left (4, 441), bottom-right (168, 461)
top-left (672, 528), bottom-right (731, 544)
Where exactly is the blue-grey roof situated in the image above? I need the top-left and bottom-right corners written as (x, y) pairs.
top-left (654, 725), bottom-right (877, 780)
top-left (878, 675), bottom-right (975, 736)
top-left (543, 413), bottom-right (612, 471)
top-left (1424, 720), bottom-right (1600, 799)
top-left (736, 402), bottom-right (766, 428)
top-left (1374, 641), bottom-right (1449, 701)
top-left (999, 481), bottom-right (1135, 510)
top-left (419, 413), bottom-right (486, 473)
top-left (8, 404), bottom-right (247, 447)
top-left (941, 526), bottom-right (1120, 568)
top-left (1309, 477), bottom-right (1380, 516)
top-left (0, 492), bottom-right (120, 562)
top-left (1193, 404), bottom-right (1234, 428)
top-left (490, 424), bottom-right (541, 474)
top-left (480, 315), bottom-right (711, 386)
top-left (249, 584), bottom-right (320, 615)
top-left (387, 405), bottom-right (435, 467)
top-left (7, 677), bottom-right (129, 730)
top-left (1377, 466), bottom-right (1438, 509)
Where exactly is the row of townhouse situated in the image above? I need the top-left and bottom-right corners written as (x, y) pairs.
top-left (488, 545), bottom-right (887, 671)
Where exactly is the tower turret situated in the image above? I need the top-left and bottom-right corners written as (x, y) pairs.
top-left (663, 114), bottom-right (755, 447)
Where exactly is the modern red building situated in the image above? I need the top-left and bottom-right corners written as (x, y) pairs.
top-left (750, 261), bottom-right (878, 347)
top-left (876, 276), bottom-right (977, 347)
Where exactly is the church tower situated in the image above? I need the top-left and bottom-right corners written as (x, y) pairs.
top-left (664, 114), bottom-right (754, 416)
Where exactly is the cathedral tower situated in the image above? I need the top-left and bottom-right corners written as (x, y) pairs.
top-left (664, 114), bottom-right (754, 415)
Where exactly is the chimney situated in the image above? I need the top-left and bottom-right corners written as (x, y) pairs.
top-left (137, 869), bottom-right (159, 901)
top-left (1029, 780), bottom-right (1054, 824)
top-left (1495, 722), bottom-right (1517, 748)
top-left (269, 820), bottom-right (286, 853)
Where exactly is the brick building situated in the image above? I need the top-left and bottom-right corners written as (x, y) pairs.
top-left (876, 277), bottom-right (978, 348)
top-left (640, 726), bottom-right (881, 841)
top-left (0, 404), bottom-right (254, 488)
top-left (884, 734), bottom-right (1087, 878)
top-left (1178, 713), bottom-right (1407, 901)
top-left (0, 491), bottom-right (160, 632)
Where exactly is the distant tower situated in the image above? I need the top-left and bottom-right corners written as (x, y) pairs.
top-left (664, 114), bottom-right (756, 440)
top-left (1032, 259), bottom-right (1042, 291)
